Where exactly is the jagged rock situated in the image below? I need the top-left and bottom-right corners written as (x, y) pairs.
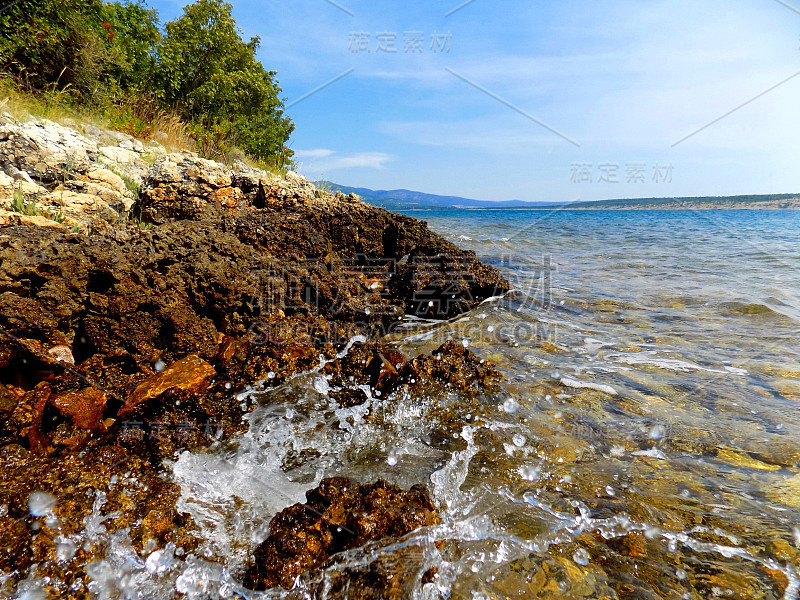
top-left (243, 478), bottom-right (439, 591)
top-left (0, 170), bottom-right (46, 196)
top-left (0, 116), bottom-right (510, 596)
top-left (0, 119), bottom-right (98, 182)
top-left (61, 166), bottom-right (135, 213)
top-left (0, 209), bottom-right (67, 230)
top-left (403, 341), bottom-right (502, 392)
top-left (138, 154), bottom-right (244, 223)
top-left (38, 189), bottom-right (117, 228)
top-left (98, 145), bottom-right (143, 168)
top-left (118, 355), bottom-right (216, 419)
top-left (51, 387), bottom-right (108, 432)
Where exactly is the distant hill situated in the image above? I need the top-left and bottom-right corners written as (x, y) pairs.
top-left (316, 182), bottom-right (553, 210)
top-left (319, 182), bottom-right (800, 211)
top-left (567, 194), bottom-right (800, 210)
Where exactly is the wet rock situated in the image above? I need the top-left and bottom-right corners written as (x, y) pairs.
top-left (118, 355), bottom-right (216, 419)
top-left (366, 348), bottom-right (406, 395)
top-left (0, 117), bottom-right (509, 595)
top-left (50, 387), bottom-right (107, 431)
top-left (0, 440), bottom-right (200, 588)
top-left (243, 477), bottom-right (439, 591)
top-left (402, 341), bottom-right (502, 393)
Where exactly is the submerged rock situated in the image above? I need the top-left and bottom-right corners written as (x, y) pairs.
top-left (243, 477), bottom-right (439, 591)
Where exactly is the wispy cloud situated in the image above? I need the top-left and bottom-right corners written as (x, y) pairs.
top-left (294, 149), bottom-right (393, 175)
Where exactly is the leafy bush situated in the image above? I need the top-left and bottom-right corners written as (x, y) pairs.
top-left (0, 0), bottom-right (156, 101)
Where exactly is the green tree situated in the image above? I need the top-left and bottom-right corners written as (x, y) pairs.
top-left (0, 0), bottom-right (159, 99)
top-left (100, 1), bottom-right (161, 91)
top-left (153, 0), bottom-right (293, 162)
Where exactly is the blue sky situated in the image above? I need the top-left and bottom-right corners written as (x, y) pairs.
top-left (150, 0), bottom-right (800, 202)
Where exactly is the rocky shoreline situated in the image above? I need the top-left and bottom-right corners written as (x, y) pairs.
top-left (0, 114), bottom-right (509, 597)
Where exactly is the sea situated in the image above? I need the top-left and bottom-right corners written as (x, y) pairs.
top-left (78, 209), bottom-right (800, 599)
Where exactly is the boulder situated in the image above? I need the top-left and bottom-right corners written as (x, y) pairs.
top-left (0, 120), bottom-right (98, 182)
top-left (243, 478), bottom-right (439, 591)
top-left (137, 154), bottom-right (243, 222)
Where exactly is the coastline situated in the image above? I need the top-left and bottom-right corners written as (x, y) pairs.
top-left (0, 115), bottom-right (508, 597)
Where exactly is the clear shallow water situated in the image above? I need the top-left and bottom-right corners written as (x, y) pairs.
top-left (48, 210), bottom-right (800, 600)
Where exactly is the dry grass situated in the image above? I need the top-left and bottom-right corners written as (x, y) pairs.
top-left (0, 76), bottom-right (193, 153)
top-left (106, 94), bottom-right (195, 152)
top-left (0, 76), bottom-right (286, 174)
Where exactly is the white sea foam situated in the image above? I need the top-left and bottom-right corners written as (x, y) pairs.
top-left (559, 377), bottom-right (618, 396)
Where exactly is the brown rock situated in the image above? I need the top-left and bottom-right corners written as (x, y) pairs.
top-left (366, 348), bottom-right (406, 395)
top-left (243, 477), bottom-right (439, 591)
top-left (401, 341), bottom-right (502, 393)
top-left (51, 387), bottom-right (107, 431)
top-left (118, 355), bottom-right (215, 419)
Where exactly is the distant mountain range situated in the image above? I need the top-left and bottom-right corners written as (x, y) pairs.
top-left (318, 182), bottom-right (800, 211)
top-left (316, 182), bottom-right (553, 210)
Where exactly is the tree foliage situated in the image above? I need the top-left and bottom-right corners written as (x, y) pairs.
top-left (0, 0), bottom-right (293, 164)
top-left (153, 0), bottom-right (293, 161)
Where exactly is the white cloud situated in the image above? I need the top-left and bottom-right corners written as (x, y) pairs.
top-left (294, 149), bottom-right (336, 159)
top-left (294, 149), bottom-right (393, 176)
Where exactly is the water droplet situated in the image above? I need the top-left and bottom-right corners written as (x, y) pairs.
top-left (605, 485), bottom-right (615, 496)
top-left (28, 491), bottom-right (56, 516)
top-left (225, 382), bottom-right (232, 390)
top-left (387, 449), bottom-right (399, 467)
top-left (365, 308), bottom-right (371, 315)
top-left (676, 568), bottom-right (687, 580)
top-left (487, 325), bottom-right (495, 333)
top-left (519, 465), bottom-right (539, 481)
top-left (649, 424), bottom-right (666, 441)
top-left (154, 359), bottom-right (166, 372)
top-left (573, 548), bottom-right (590, 566)
top-left (145, 546), bottom-right (175, 575)
top-left (45, 516), bottom-right (61, 529)
top-left (461, 339), bottom-right (470, 348)
top-left (512, 434), bottom-right (526, 448)
top-left (267, 371), bottom-right (276, 379)
top-left (502, 398), bottom-right (518, 413)
top-left (56, 539), bottom-right (76, 562)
